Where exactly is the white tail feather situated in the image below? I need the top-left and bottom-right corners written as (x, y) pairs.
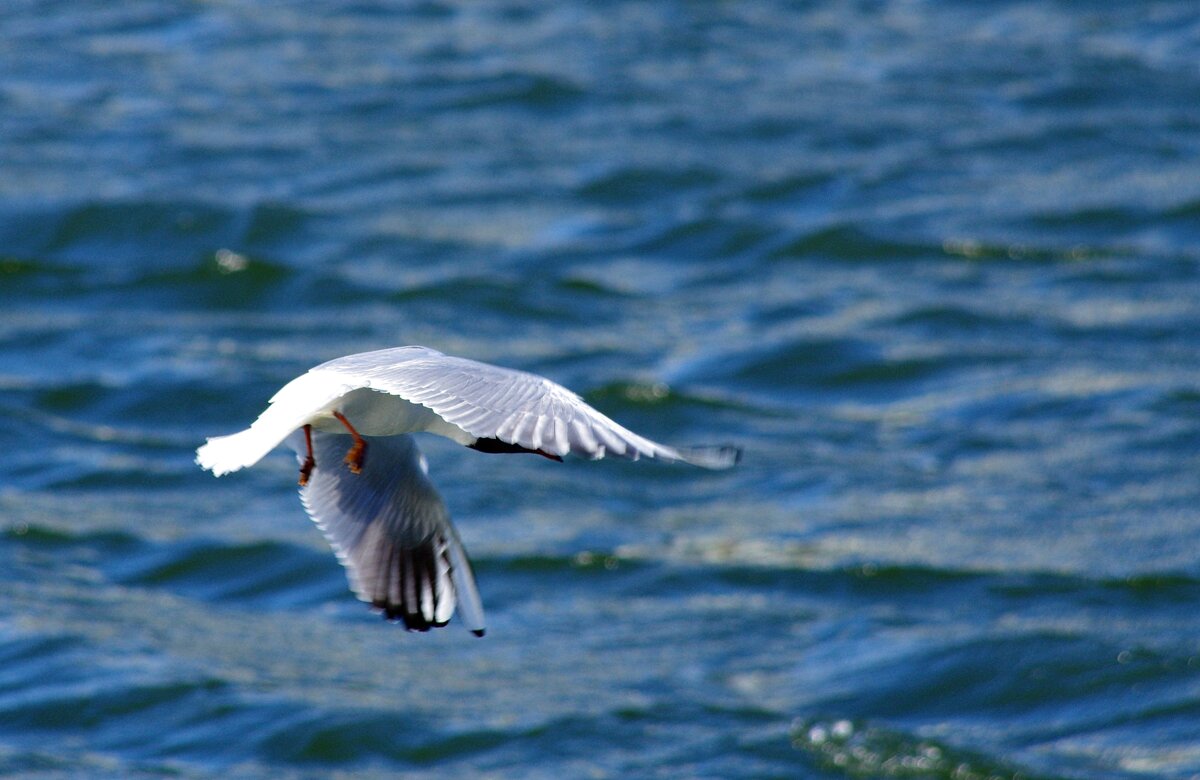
top-left (197, 370), bottom-right (355, 476)
top-left (196, 426), bottom-right (282, 476)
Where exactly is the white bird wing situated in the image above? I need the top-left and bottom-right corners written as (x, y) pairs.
top-left (314, 347), bottom-right (741, 469)
top-left (288, 429), bottom-right (485, 635)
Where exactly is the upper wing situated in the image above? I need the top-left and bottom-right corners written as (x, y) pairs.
top-left (314, 347), bottom-right (741, 469)
top-left (290, 429), bottom-right (485, 635)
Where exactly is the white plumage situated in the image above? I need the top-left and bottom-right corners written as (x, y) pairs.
top-left (197, 346), bottom-right (740, 635)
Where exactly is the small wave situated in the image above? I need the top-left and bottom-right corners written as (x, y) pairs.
top-left (5, 199), bottom-right (315, 279)
top-left (141, 250), bottom-right (291, 288)
top-left (386, 276), bottom-right (526, 307)
top-left (4, 523), bottom-right (338, 611)
top-left (3, 523), bottom-right (142, 556)
top-left (890, 304), bottom-right (1022, 333)
top-left (607, 534), bottom-right (1200, 610)
top-left (383, 275), bottom-right (607, 325)
top-left (768, 225), bottom-right (936, 262)
top-left (584, 380), bottom-right (738, 411)
top-left (423, 71), bottom-right (584, 112)
top-left (1166, 197), bottom-right (1200, 221)
top-left (740, 171), bottom-right (838, 204)
top-left (41, 200), bottom-right (236, 264)
top-left (767, 223), bottom-right (1120, 267)
top-left (623, 215), bottom-right (774, 261)
top-left (578, 164), bottom-right (722, 204)
top-left (1030, 205), bottom-right (1146, 232)
top-left (0, 676), bottom-right (227, 733)
top-left (480, 551), bottom-right (641, 575)
top-left (1000, 570), bottom-right (1200, 605)
top-left (813, 629), bottom-right (1196, 740)
top-left (698, 338), bottom-right (954, 394)
top-left (791, 718), bottom-right (1040, 779)
top-left (553, 274), bottom-right (640, 299)
top-left (0, 256), bottom-right (43, 279)
top-left (0, 633), bottom-right (82, 682)
top-left (259, 709), bottom-right (511, 765)
top-left (241, 202), bottom-right (314, 247)
top-left (0, 254), bottom-right (92, 304)
top-left (940, 236), bottom-right (1108, 264)
top-left (113, 538), bottom-right (335, 607)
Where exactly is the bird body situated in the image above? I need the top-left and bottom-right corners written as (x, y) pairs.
top-left (197, 346), bottom-right (739, 635)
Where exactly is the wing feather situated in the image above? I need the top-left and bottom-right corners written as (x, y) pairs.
top-left (314, 347), bottom-right (739, 469)
top-left (290, 429), bottom-right (486, 635)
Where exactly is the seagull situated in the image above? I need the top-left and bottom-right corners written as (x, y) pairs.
top-left (196, 346), bottom-right (740, 636)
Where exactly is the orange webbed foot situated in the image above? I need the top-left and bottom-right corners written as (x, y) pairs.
top-left (332, 411), bottom-right (367, 475)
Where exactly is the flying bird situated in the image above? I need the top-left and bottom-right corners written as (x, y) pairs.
top-left (196, 346), bottom-right (740, 636)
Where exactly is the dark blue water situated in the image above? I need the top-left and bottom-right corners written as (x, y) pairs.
top-left (3, 1), bottom-right (1200, 777)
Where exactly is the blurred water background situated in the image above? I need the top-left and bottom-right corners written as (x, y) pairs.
top-left (3, 1), bottom-right (1200, 778)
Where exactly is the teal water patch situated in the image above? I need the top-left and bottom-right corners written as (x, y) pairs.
top-left (3, 0), bottom-right (1200, 777)
top-left (3, 523), bottom-right (341, 612)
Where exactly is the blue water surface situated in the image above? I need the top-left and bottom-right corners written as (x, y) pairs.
top-left (3, 1), bottom-right (1200, 778)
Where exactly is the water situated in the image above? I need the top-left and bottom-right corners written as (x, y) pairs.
top-left (2, 1), bottom-right (1200, 777)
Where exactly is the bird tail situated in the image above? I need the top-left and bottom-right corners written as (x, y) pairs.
top-left (196, 424), bottom-right (286, 476)
top-left (198, 369), bottom-right (357, 477)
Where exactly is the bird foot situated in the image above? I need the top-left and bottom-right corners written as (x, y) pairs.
top-left (298, 454), bottom-right (315, 486)
top-left (298, 424), bottom-right (315, 486)
top-left (344, 439), bottom-right (366, 474)
top-left (333, 411), bottom-right (367, 475)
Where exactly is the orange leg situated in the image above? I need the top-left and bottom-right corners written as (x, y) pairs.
top-left (333, 411), bottom-right (367, 474)
top-left (298, 424), bottom-right (315, 486)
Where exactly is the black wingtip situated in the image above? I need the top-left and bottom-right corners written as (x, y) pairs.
top-left (472, 628), bottom-right (486, 638)
top-left (469, 437), bottom-right (562, 461)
